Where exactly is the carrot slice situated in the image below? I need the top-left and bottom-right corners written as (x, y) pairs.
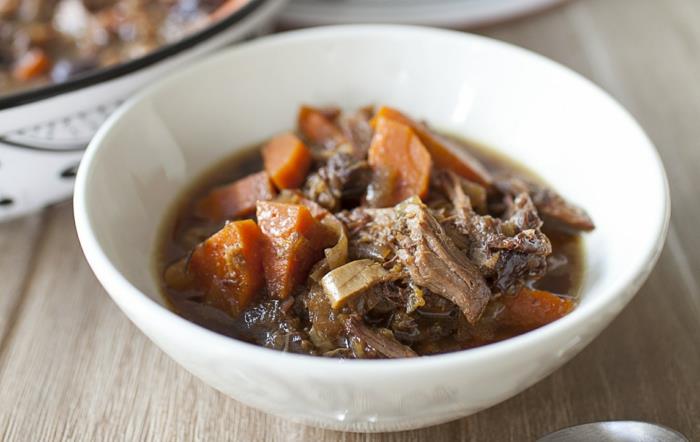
top-left (371, 106), bottom-right (492, 187)
top-left (209, 0), bottom-right (248, 21)
top-left (195, 171), bottom-right (276, 222)
top-left (188, 220), bottom-right (264, 316)
top-left (262, 132), bottom-right (312, 190)
top-left (12, 48), bottom-right (51, 81)
top-left (367, 117), bottom-right (432, 206)
top-left (498, 287), bottom-right (575, 330)
top-left (298, 106), bottom-right (346, 149)
top-left (257, 202), bottom-right (337, 299)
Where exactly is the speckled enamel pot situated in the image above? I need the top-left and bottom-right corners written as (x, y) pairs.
top-left (75, 26), bottom-right (670, 432)
top-left (0, 0), bottom-right (286, 221)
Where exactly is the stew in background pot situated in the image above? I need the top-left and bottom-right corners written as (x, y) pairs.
top-left (0, 0), bottom-right (248, 94)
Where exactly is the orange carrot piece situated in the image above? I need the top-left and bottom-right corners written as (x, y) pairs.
top-left (371, 106), bottom-right (493, 187)
top-left (209, 0), bottom-right (248, 22)
top-left (188, 220), bottom-right (264, 316)
top-left (298, 106), bottom-right (346, 148)
top-left (257, 202), bottom-right (337, 299)
top-left (195, 171), bottom-right (276, 222)
top-left (498, 287), bottom-right (575, 331)
top-left (262, 132), bottom-right (312, 190)
top-left (367, 117), bottom-right (432, 206)
top-left (12, 48), bottom-right (51, 81)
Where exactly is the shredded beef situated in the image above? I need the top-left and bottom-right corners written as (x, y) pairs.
top-left (344, 315), bottom-right (418, 358)
top-left (342, 197), bottom-right (492, 324)
top-left (495, 175), bottom-right (595, 233)
top-left (435, 170), bottom-right (552, 295)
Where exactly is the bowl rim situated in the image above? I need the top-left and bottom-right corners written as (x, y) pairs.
top-left (74, 24), bottom-right (671, 373)
top-left (0, 0), bottom-right (267, 111)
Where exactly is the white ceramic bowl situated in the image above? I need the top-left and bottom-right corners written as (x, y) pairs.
top-left (0, 0), bottom-right (286, 221)
top-left (74, 25), bottom-right (670, 432)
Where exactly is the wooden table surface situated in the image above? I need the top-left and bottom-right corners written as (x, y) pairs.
top-left (2, 0), bottom-right (699, 440)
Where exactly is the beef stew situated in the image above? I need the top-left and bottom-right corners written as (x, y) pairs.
top-left (158, 105), bottom-right (593, 359)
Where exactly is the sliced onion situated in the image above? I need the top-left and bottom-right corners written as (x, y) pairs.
top-left (321, 259), bottom-right (389, 309)
top-left (321, 214), bottom-right (348, 270)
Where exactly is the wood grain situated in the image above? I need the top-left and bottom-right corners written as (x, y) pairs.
top-left (0, 214), bottom-right (44, 345)
top-left (1, 0), bottom-right (699, 440)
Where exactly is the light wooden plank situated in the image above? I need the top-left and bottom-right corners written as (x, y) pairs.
top-left (568, 0), bottom-right (700, 297)
top-left (0, 212), bottom-right (44, 343)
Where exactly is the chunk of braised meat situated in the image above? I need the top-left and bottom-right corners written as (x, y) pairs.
top-left (435, 170), bottom-right (552, 296)
top-left (395, 293), bottom-right (461, 345)
top-left (298, 285), bottom-right (348, 353)
top-left (344, 315), bottom-right (417, 358)
top-left (302, 172), bottom-right (337, 211)
top-left (349, 281), bottom-right (409, 326)
top-left (301, 108), bottom-right (374, 210)
top-left (302, 116), bottom-right (373, 210)
top-left (303, 152), bottom-right (372, 210)
top-left (337, 107), bottom-right (374, 158)
top-left (364, 168), bottom-right (398, 209)
top-left (341, 198), bottom-right (492, 324)
top-left (328, 152), bottom-right (373, 204)
top-left (399, 200), bottom-right (491, 323)
top-left (495, 175), bottom-right (595, 233)
top-left (343, 282), bottom-right (457, 348)
top-left (297, 285), bottom-right (385, 358)
top-left (240, 299), bottom-right (317, 354)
